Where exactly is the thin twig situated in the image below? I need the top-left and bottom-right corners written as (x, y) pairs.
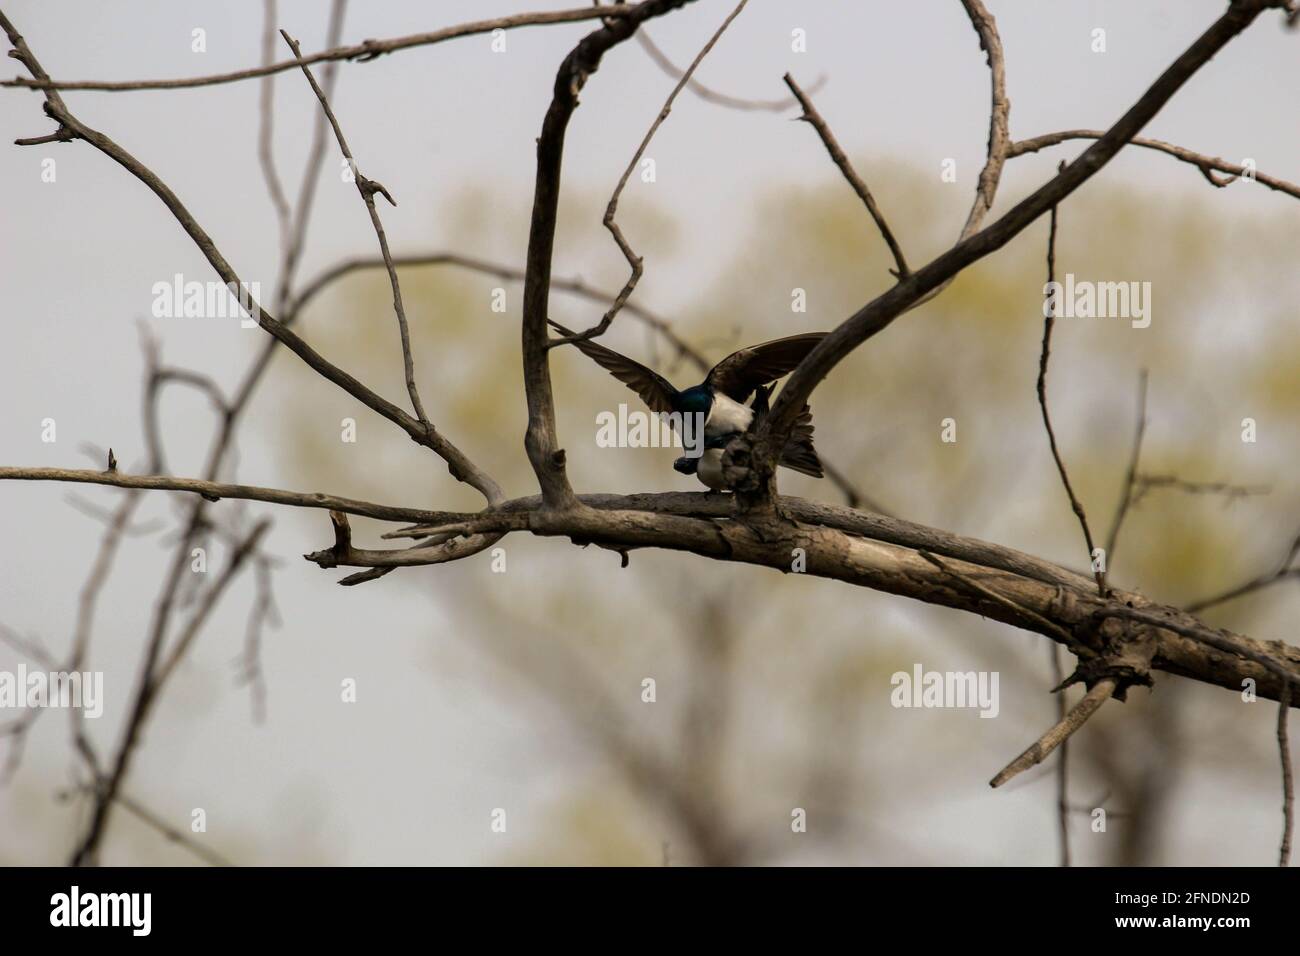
top-left (783, 72), bottom-right (909, 279)
top-left (753, 0), bottom-right (1014, 472)
top-left (1050, 644), bottom-right (1071, 867)
top-left (280, 29), bottom-right (430, 427)
top-left (1, 7), bottom-right (638, 92)
top-left (235, 555), bottom-right (280, 723)
top-left (1128, 474), bottom-right (1269, 508)
top-left (62, 2), bottom-right (341, 857)
top-left (0, 467), bottom-right (453, 525)
top-left (990, 679), bottom-right (1117, 788)
top-left (1280, 679), bottom-right (1294, 866)
top-left (1009, 130), bottom-right (1300, 202)
top-left (0, 9), bottom-right (502, 504)
top-left (1037, 167), bottom-right (1104, 595)
top-left (112, 792), bottom-right (234, 867)
top-left (1186, 529), bottom-right (1300, 613)
top-left (918, 550), bottom-right (1085, 654)
top-left (635, 28), bottom-right (825, 112)
top-left (72, 520), bottom-right (269, 866)
top-left (269, 0), bottom-right (347, 313)
top-left (1104, 369), bottom-right (1149, 566)
top-left (550, 0), bottom-right (750, 348)
top-left (257, 0), bottom-right (292, 251)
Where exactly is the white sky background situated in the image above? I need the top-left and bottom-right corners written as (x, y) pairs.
top-left (1, 1), bottom-right (1297, 864)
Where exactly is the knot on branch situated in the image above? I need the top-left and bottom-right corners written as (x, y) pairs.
top-left (718, 433), bottom-right (783, 517)
top-left (719, 433), bottom-right (757, 492)
top-left (1056, 658), bottom-right (1153, 702)
top-left (350, 39), bottom-right (388, 63)
top-left (358, 176), bottom-right (395, 206)
top-left (1058, 613), bottom-right (1157, 701)
top-left (15, 122), bottom-right (75, 147)
top-left (303, 510), bottom-right (351, 569)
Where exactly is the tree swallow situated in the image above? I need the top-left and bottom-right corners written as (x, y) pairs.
top-left (551, 321), bottom-right (825, 490)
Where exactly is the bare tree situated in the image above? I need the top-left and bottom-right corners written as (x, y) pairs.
top-left (1, 0), bottom-right (1297, 866)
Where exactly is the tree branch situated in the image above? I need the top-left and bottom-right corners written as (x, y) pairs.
top-left (1036, 168), bottom-right (1104, 594)
top-left (521, 0), bottom-right (696, 508)
top-left (0, 467), bottom-right (452, 525)
top-left (1, 6), bottom-right (638, 92)
top-left (280, 28), bottom-right (431, 427)
top-left (783, 72), bottom-right (910, 279)
top-left (290, 249), bottom-right (892, 514)
top-left (755, 0), bottom-right (1283, 486)
top-left (549, 0), bottom-right (751, 347)
top-left (990, 679), bottom-right (1118, 788)
top-left (0, 8), bottom-right (504, 506)
top-left (1009, 130), bottom-right (1300, 201)
top-left (634, 27), bottom-right (824, 113)
top-left (1280, 680), bottom-right (1294, 866)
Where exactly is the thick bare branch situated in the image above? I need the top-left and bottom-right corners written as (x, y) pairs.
top-left (521, 0), bottom-right (696, 508)
top-left (1105, 370), bottom-right (1149, 565)
top-left (1186, 529), bottom-right (1300, 613)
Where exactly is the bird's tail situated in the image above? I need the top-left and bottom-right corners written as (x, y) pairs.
top-left (748, 386), bottom-right (823, 479)
top-left (779, 404), bottom-right (823, 478)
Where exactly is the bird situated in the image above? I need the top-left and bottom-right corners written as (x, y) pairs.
top-left (550, 320), bottom-right (825, 490)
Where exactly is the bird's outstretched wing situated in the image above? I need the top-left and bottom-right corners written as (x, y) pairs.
top-left (705, 332), bottom-right (825, 403)
top-left (549, 321), bottom-right (678, 414)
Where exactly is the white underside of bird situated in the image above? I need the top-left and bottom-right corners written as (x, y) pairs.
top-left (690, 394), bottom-right (754, 490)
top-left (704, 393), bottom-right (754, 438)
top-left (696, 448), bottom-right (728, 491)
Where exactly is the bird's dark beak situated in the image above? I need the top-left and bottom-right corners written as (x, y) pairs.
top-left (673, 456), bottom-right (698, 475)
